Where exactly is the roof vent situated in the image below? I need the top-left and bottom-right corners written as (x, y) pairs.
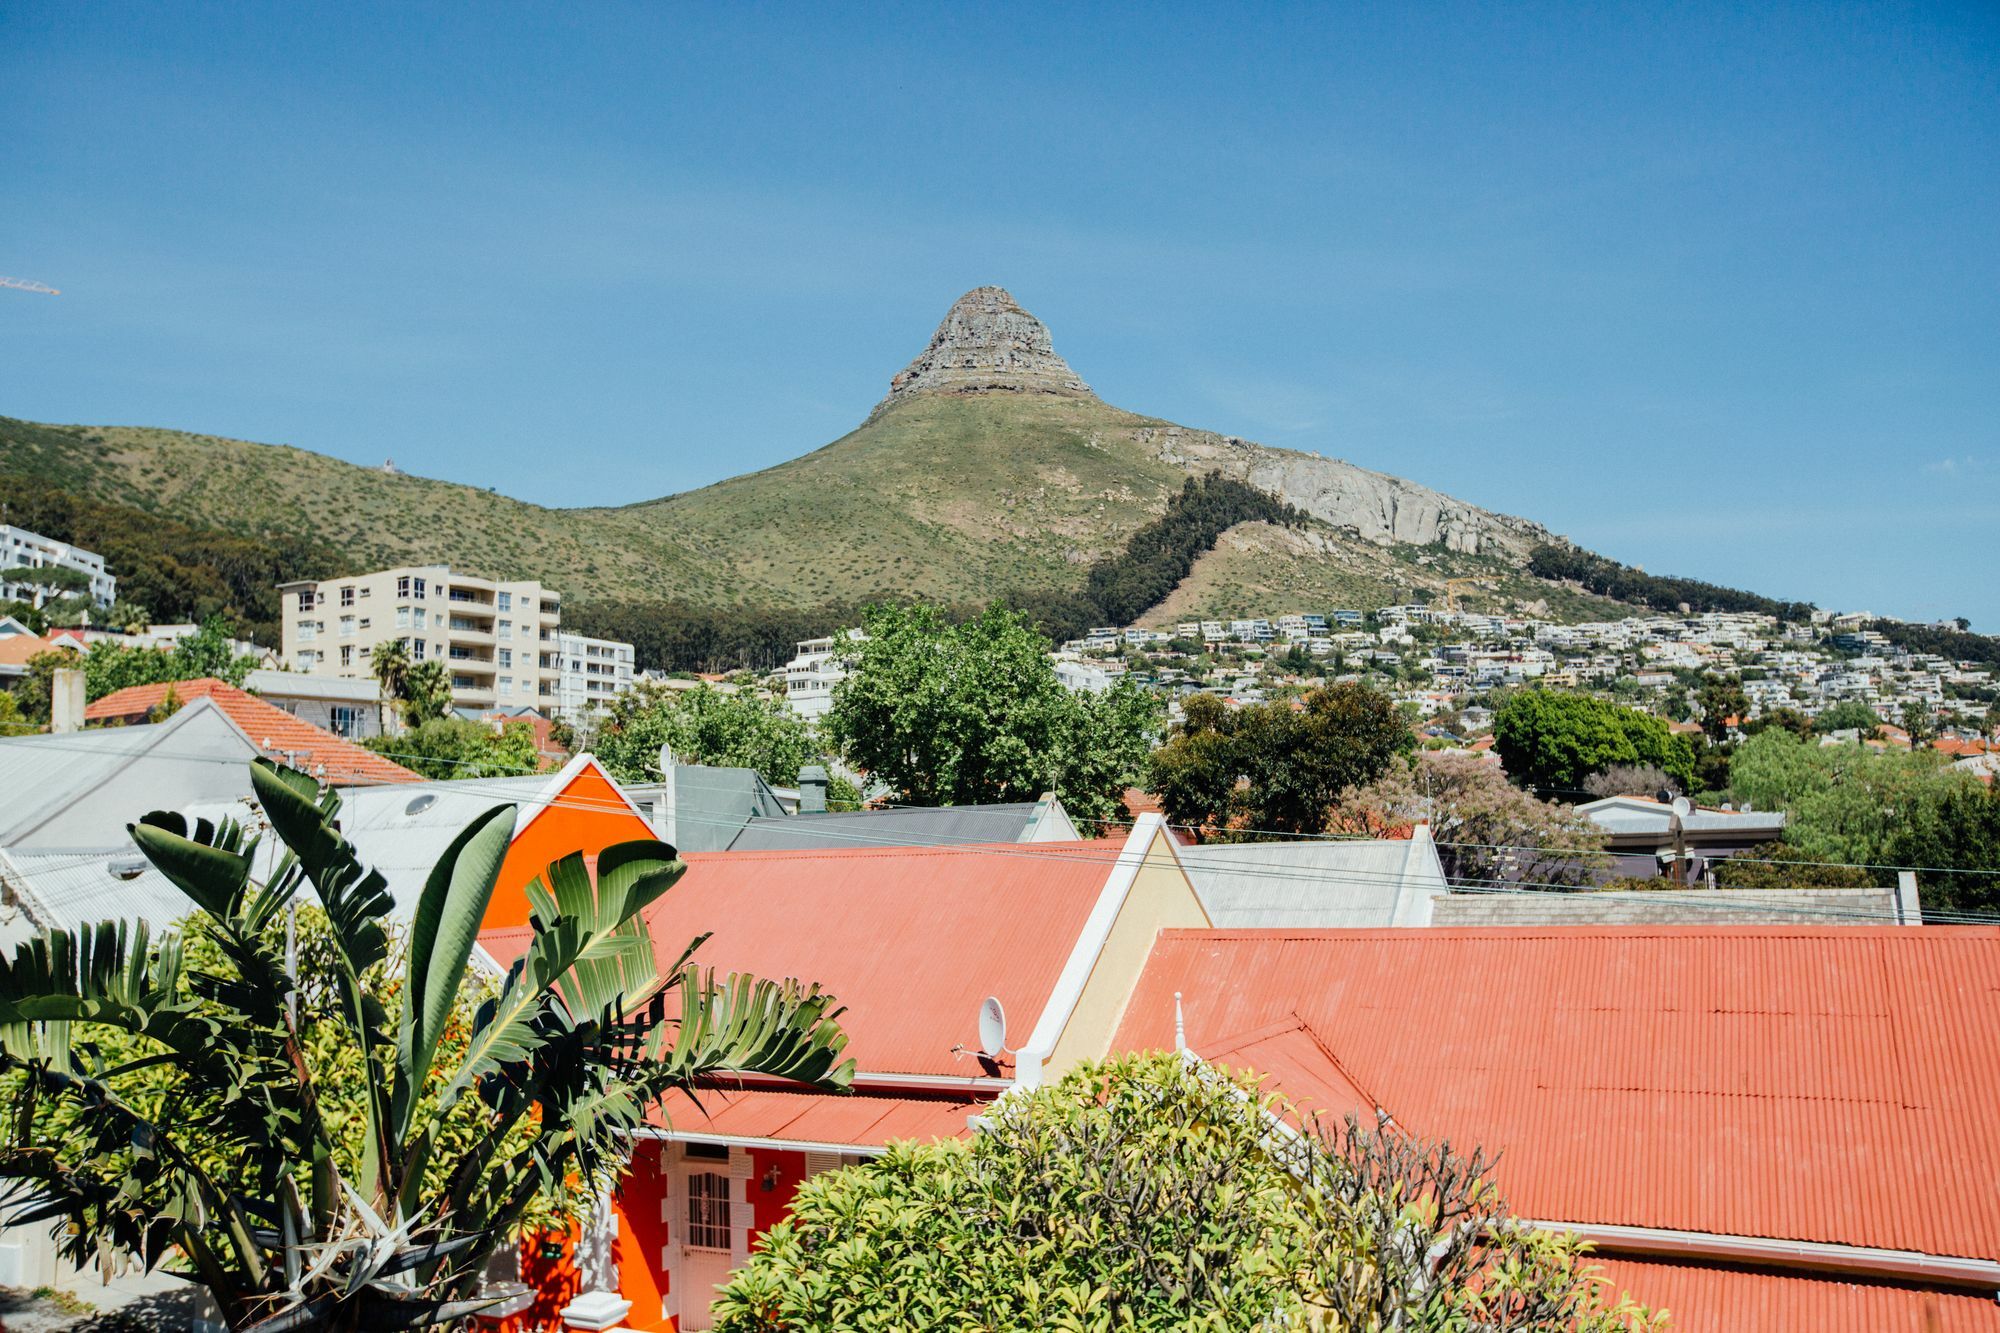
top-left (404, 793), bottom-right (438, 817)
top-left (106, 858), bottom-right (148, 881)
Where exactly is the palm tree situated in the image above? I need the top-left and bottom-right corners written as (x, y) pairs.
top-left (0, 758), bottom-right (851, 1331)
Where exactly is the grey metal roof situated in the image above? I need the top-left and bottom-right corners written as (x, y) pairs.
top-left (0, 846), bottom-right (193, 949)
top-left (1179, 838), bottom-right (1448, 929)
top-left (1578, 797), bottom-right (1788, 840)
top-left (0, 703), bottom-right (261, 846)
top-left (625, 765), bottom-right (789, 853)
top-left (727, 803), bottom-right (1049, 852)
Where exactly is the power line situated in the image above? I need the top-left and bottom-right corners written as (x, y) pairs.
top-left (7, 728), bottom-right (1998, 910)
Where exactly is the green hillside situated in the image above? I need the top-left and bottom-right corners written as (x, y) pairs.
top-left (3, 395), bottom-right (1607, 619)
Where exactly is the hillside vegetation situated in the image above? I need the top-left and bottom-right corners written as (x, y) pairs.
top-left (6, 393), bottom-right (1749, 672)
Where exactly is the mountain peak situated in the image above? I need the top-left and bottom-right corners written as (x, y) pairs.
top-left (882, 286), bottom-right (1094, 405)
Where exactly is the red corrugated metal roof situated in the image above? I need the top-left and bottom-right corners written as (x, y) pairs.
top-left (1113, 927), bottom-right (2000, 1262)
top-left (84, 679), bottom-right (420, 785)
top-left (651, 1085), bottom-right (985, 1149)
top-left (480, 841), bottom-right (1122, 1078)
top-left (1590, 1257), bottom-right (2000, 1332)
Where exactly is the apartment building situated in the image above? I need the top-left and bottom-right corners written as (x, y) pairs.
top-left (781, 630), bottom-right (864, 719)
top-left (555, 630), bottom-right (636, 719)
top-left (278, 565), bottom-right (563, 714)
top-left (0, 525), bottom-right (116, 607)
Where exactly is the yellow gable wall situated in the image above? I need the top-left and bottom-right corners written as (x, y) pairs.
top-left (1045, 826), bottom-right (1211, 1077)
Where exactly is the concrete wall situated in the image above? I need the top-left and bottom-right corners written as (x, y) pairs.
top-left (1431, 886), bottom-right (1903, 927)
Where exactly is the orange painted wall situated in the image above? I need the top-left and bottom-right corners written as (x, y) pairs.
top-left (616, 1141), bottom-right (672, 1331)
top-left (482, 763), bottom-right (657, 932)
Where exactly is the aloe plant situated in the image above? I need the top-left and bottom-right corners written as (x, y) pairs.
top-left (0, 758), bottom-right (852, 1331)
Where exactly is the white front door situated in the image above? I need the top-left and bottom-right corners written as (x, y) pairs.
top-left (676, 1164), bottom-right (735, 1331)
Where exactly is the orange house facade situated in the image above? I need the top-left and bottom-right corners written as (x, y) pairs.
top-left (475, 814), bottom-right (1208, 1332)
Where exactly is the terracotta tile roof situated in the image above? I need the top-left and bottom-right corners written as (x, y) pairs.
top-left (0, 632), bottom-right (88, 668)
top-left (85, 679), bottom-right (420, 785)
top-left (1113, 927), bottom-right (2000, 1262)
top-left (480, 841), bottom-right (1124, 1078)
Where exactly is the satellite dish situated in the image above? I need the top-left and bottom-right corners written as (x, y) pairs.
top-left (977, 996), bottom-right (1008, 1058)
top-left (1670, 796), bottom-right (1693, 819)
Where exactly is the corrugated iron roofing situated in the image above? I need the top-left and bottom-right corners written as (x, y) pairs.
top-left (1590, 1257), bottom-right (2000, 1333)
top-left (651, 1085), bottom-right (983, 1148)
top-left (726, 803), bottom-right (1045, 852)
top-left (480, 841), bottom-right (1122, 1078)
top-left (1114, 927), bottom-right (2000, 1262)
top-left (85, 679), bottom-right (419, 785)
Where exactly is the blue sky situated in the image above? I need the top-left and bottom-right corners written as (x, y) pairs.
top-left (5, 3), bottom-right (1996, 625)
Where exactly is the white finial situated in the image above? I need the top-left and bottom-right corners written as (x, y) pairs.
top-left (1173, 990), bottom-right (1186, 1053)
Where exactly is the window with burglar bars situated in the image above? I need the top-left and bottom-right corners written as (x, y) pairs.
top-left (685, 1171), bottom-right (731, 1250)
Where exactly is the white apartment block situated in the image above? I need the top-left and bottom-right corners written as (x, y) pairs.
top-left (782, 630), bottom-right (863, 719)
top-left (0, 525), bottom-right (116, 607)
top-left (278, 565), bottom-right (562, 715)
top-left (556, 630), bottom-right (636, 719)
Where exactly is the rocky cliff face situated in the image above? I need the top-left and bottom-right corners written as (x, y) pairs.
top-left (1140, 425), bottom-right (1552, 557)
top-left (882, 286), bottom-right (1093, 405)
top-left (884, 285), bottom-right (1551, 558)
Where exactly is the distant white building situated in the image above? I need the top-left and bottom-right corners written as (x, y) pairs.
top-left (0, 525), bottom-right (116, 608)
top-left (782, 630), bottom-right (863, 719)
top-left (555, 630), bottom-right (636, 720)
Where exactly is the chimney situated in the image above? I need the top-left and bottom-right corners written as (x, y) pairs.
top-left (798, 765), bottom-right (828, 815)
top-left (50, 667), bottom-right (86, 734)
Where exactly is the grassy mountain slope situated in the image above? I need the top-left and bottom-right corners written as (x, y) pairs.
top-left (0, 396), bottom-right (1621, 624)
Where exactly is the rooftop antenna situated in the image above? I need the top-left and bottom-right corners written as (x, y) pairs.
top-left (0, 277), bottom-right (60, 296)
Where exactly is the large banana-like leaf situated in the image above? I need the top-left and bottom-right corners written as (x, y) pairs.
top-left (249, 761), bottom-right (395, 977)
top-left (0, 922), bottom-right (209, 1063)
top-left (394, 802), bottom-right (515, 1140)
top-left (652, 965), bottom-right (854, 1088)
top-left (129, 812), bottom-right (254, 922)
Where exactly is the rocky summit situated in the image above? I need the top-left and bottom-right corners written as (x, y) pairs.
top-left (882, 286), bottom-right (1093, 404)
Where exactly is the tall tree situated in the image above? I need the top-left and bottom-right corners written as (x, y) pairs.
top-left (826, 603), bottom-right (1160, 823)
top-left (0, 759), bottom-right (851, 1331)
top-left (1148, 683), bottom-right (1412, 839)
top-left (593, 683), bottom-right (822, 788)
top-left (1492, 690), bottom-right (1696, 796)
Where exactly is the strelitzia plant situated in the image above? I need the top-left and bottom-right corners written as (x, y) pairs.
top-left (0, 758), bottom-right (852, 1331)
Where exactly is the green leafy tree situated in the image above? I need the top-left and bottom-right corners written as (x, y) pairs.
top-left (595, 683), bottom-right (821, 788)
top-left (0, 758), bottom-right (852, 1331)
top-left (1743, 706), bottom-right (1813, 741)
top-left (1694, 675), bottom-right (1749, 743)
top-left (712, 1054), bottom-right (1660, 1333)
top-left (1492, 690), bottom-right (1695, 797)
top-left (827, 604), bottom-right (1161, 823)
top-left (1728, 729), bottom-right (1957, 867)
top-left (1148, 683), bottom-right (1412, 839)
top-left (1881, 779), bottom-right (2000, 916)
top-left (1900, 701), bottom-right (1936, 746)
top-left (1813, 699), bottom-right (1881, 735)
top-left (364, 718), bottom-right (543, 780)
